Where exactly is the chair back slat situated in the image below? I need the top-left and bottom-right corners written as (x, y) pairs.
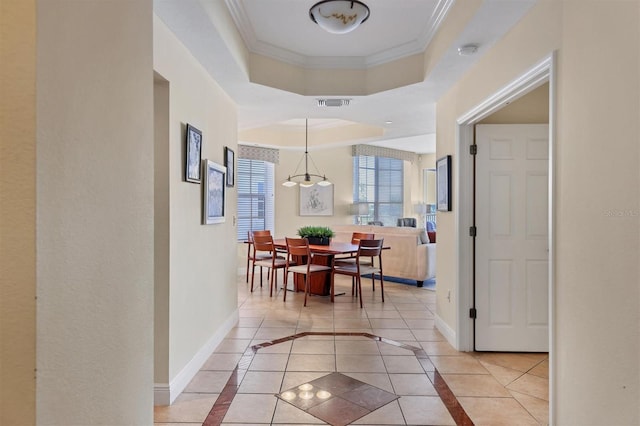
top-left (285, 237), bottom-right (310, 259)
top-left (351, 232), bottom-right (375, 245)
top-left (358, 238), bottom-right (383, 258)
top-left (253, 234), bottom-right (275, 253)
top-left (248, 229), bottom-right (270, 242)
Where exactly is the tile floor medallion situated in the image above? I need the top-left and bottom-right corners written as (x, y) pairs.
top-left (276, 372), bottom-right (399, 426)
top-left (158, 275), bottom-right (549, 426)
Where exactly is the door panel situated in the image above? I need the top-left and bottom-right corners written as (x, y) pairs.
top-left (475, 124), bottom-right (549, 352)
top-left (488, 260), bottom-right (513, 325)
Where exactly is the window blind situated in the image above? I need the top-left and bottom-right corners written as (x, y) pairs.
top-left (236, 158), bottom-right (274, 241)
top-left (353, 155), bottom-right (404, 226)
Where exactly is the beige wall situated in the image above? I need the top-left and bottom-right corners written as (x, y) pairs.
top-left (154, 17), bottom-right (239, 386)
top-left (275, 146), bottom-right (354, 238)
top-left (420, 154), bottom-right (437, 207)
top-left (154, 76), bottom-right (171, 384)
top-left (35, 1), bottom-right (154, 423)
top-left (274, 147), bottom-right (425, 237)
top-left (0, 1), bottom-right (37, 424)
top-left (479, 82), bottom-right (549, 124)
top-left (436, 1), bottom-right (639, 423)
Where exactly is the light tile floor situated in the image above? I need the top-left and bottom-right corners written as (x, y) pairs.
top-left (155, 274), bottom-right (549, 425)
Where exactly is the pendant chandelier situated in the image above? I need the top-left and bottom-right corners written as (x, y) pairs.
top-left (282, 119), bottom-right (332, 188)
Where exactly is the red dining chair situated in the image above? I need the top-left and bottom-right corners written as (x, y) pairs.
top-left (284, 237), bottom-right (333, 307)
top-left (334, 232), bottom-right (375, 294)
top-left (334, 232), bottom-right (375, 262)
top-left (247, 230), bottom-right (273, 286)
top-left (332, 239), bottom-right (385, 308)
top-left (251, 235), bottom-right (290, 297)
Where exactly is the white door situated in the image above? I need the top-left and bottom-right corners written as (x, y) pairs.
top-left (475, 124), bottom-right (549, 352)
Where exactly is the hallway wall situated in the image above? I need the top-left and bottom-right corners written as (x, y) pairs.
top-left (436, 1), bottom-right (639, 424)
top-left (0, 1), bottom-right (37, 423)
top-left (35, 1), bottom-right (155, 423)
top-left (153, 17), bottom-right (239, 401)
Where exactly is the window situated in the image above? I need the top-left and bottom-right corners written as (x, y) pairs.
top-left (236, 158), bottom-right (274, 241)
top-left (353, 155), bottom-right (403, 226)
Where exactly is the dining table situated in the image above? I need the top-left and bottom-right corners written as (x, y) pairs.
top-left (272, 239), bottom-right (360, 298)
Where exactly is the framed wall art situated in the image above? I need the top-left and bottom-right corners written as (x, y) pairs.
top-left (185, 124), bottom-right (202, 183)
top-left (299, 185), bottom-right (334, 216)
top-left (224, 147), bottom-right (235, 187)
top-left (203, 159), bottom-right (226, 224)
top-left (436, 155), bottom-right (452, 212)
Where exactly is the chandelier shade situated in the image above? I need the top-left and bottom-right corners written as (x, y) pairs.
top-left (309, 0), bottom-right (370, 35)
top-left (282, 119), bottom-right (332, 188)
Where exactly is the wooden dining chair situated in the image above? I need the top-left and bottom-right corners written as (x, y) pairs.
top-left (334, 232), bottom-right (375, 263)
top-left (334, 232), bottom-right (375, 295)
top-left (251, 235), bottom-right (289, 297)
top-left (247, 229), bottom-right (273, 286)
top-left (332, 238), bottom-right (385, 308)
top-left (284, 237), bottom-right (333, 307)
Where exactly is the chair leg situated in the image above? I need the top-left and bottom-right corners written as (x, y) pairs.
top-left (259, 266), bottom-right (263, 287)
top-left (370, 256), bottom-right (376, 291)
top-left (380, 274), bottom-right (384, 303)
top-left (330, 271), bottom-right (335, 303)
top-left (283, 271), bottom-right (288, 302)
top-left (357, 275), bottom-right (363, 308)
top-left (246, 245), bottom-right (251, 283)
top-left (303, 276), bottom-right (309, 307)
top-left (269, 268), bottom-right (275, 297)
top-left (250, 263), bottom-right (256, 292)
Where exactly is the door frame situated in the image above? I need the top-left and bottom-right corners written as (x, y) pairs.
top-left (453, 52), bottom-right (556, 415)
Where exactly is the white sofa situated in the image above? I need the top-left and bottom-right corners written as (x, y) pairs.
top-left (331, 224), bottom-right (436, 287)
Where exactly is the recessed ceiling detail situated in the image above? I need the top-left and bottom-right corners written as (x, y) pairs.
top-left (224, 0), bottom-right (455, 69)
top-left (155, 0), bottom-right (537, 153)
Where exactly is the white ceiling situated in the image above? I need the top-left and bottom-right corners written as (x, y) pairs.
top-left (154, 0), bottom-right (536, 154)
top-left (226, 0), bottom-right (450, 69)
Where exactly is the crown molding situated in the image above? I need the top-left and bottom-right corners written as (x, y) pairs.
top-left (225, 0), bottom-right (454, 70)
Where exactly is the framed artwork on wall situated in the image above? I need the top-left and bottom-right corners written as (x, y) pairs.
top-left (224, 147), bottom-right (235, 187)
top-left (185, 124), bottom-right (202, 183)
top-left (300, 185), bottom-right (334, 216)
top-left (437, 155), bottom-right (452, 212)
top-left (203, 159), bottom-right (226, 224)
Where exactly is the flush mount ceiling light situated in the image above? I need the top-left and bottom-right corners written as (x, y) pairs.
top-left (282, 119), bottom-right (332, 188)
top-left (309, 0), bottom-right (370, 35)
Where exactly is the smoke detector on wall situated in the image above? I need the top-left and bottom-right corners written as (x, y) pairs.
top-left (317, 98), bottom-right (351, 107)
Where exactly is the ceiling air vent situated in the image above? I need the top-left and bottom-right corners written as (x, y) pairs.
top-left (317, 98), bottom-right (351, 107)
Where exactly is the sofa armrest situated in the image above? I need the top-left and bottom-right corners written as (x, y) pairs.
top-left (424, 243), bottom-right (436, 279)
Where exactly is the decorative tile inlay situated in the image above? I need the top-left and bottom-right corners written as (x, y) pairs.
top-left (276, 372), bottom-right (399, 426)
top-left (202, 331), bottom-right (475, 426)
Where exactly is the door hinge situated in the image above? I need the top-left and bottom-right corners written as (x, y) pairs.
top-left (470, 308), bottom-right (477, 319)
top-left (470, 144), bottom-right (478, 155)
top-left (469, 226), bottom-right (477, 237)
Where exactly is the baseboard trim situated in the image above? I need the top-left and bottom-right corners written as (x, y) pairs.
top-left (154, 308), bottom-right (239, 406)
top-left (435, 314), bottom-right (458, 350)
